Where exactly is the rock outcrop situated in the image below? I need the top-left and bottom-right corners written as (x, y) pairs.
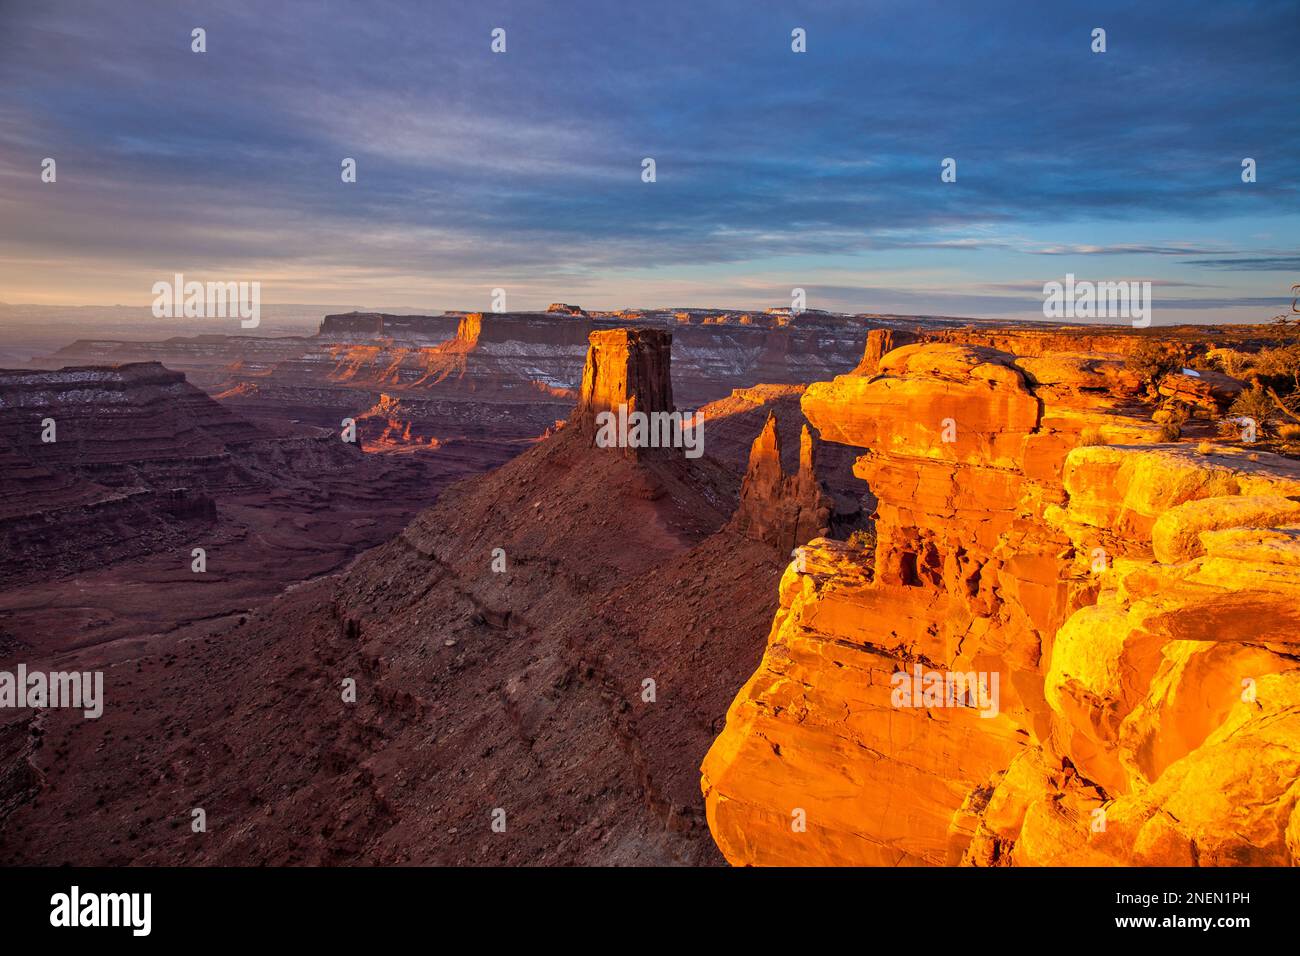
top-left (1157, 368), bottom-right (1247, 413)
top-left (702, 340), bottom-right (1300, 866)
top-left (853, 328), bottom-right (921, 376)
top-left (730, 414), bottom-right (831, 552)
top-left (696, 384), bottom-right (873, 538)
top-left (573, 328), bottom-right (682, 461)
top-left (576, 328), bottom-right (674, 422)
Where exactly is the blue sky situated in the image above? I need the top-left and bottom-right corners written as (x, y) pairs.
top-left (0, 0), bottom-right (1297, 323)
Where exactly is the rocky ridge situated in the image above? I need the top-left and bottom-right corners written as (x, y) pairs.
top-left (702, 339), bottom-right (1300, 866)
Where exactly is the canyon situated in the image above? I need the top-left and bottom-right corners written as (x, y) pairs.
top-left (2, 308), bottom-right (1298, 867)
top-left (0, 361), bottom-right (483, 657)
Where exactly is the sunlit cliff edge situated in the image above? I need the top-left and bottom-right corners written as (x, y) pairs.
top-left (702, 339), bottom-right (1300, 866)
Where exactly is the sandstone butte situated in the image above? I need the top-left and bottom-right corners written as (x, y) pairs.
top-left (701, 337), bottom-right (1300, 866)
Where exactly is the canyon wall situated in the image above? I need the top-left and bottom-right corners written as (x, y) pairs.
top-left (702, 342), bottom-right (1300, 865)
top-left (0, 363), bottom-right (258, 582)
top-left (36, 314), bottom-right (1290, 467)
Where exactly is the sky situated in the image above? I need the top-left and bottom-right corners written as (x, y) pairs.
top-left (0, 0), bottom-right (1297, 324)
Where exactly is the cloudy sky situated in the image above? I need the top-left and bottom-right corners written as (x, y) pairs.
top-left (1, 0), bottom-right (1297, 322)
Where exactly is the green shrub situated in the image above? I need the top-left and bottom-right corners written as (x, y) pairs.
top-left (847, 528), bottom-right (876, 553)
top-left (1126, 340), bottom-right (1180, 389)
top-left (1228, 385), bottom-right (1276, 434)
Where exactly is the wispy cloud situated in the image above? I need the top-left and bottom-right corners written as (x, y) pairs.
top-left (1180, 256), bottom-right (1300, 271)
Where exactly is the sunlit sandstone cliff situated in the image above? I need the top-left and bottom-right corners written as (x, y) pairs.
top-left (702, 342), bottom-right (1300, 866)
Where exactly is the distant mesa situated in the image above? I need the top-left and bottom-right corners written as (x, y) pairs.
top-left (0, 361), bottom-right (358, 585)
top-left (546, 303), bottom-right (587, 316)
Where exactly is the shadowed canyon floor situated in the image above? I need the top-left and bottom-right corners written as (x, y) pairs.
top-left (0, 363), bottom-right (518, 655)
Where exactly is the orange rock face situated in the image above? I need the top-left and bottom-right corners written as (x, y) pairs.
top-left (852, 328), bottom-right (920, 376)
top-left (574, 328), bottom-right (680, 461)
top-left (1157, 368), bottom-right (1246, 412)
top-left (576, 328), bottom-right (674, 421)
top-left (702, 341), bottom-right (1300, 866)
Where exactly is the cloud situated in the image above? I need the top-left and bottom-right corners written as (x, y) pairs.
top-left (1179, 256), bottom-right (1300, 271)
top-left (0, 0), bottom-right (1297, 308)
top-left (1029, 243), bottom-right (1225, 256)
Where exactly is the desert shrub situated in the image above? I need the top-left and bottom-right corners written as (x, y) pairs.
top-left (1077, 428), bottom-right (1107, 447)
top-left (1252, 344), bottom-right (1300, 386)
top-left (1196, 441), bottom-right (1215, 456)
top-left (1228, 385), bottom-right (1276, 435)
top-left (1154, 403), bottom-right (1189, 442)
top-left (1251, 345), bottom-right (1300, 430)
top-left (1216, 417), bottom-right (1246, 440)
top-left (1125, 340), bottom-right (1180, 389)
top-left (1216, 349), bottom-right (1254, 378)
top-left (847, 527), bottom-right (877, 553)
top-left (1279, 423), bottom-right (1300, 442)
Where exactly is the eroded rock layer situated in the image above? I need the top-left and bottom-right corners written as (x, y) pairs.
top-left (702, 341), bottom-right (1300, 866)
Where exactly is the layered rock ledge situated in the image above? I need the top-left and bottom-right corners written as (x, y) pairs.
top-left (702, 342), bottom-right (1300, 866)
